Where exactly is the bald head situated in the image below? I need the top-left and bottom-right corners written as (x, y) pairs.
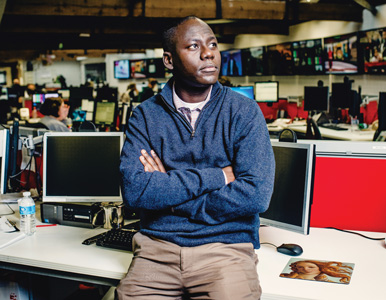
top-left (162, 16), bottom-right (209, 54)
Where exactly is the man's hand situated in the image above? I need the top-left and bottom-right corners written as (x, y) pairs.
top-left (139, 149), bottom-right (166, 173)
top-left (222, 166), bottom-right (235, 184)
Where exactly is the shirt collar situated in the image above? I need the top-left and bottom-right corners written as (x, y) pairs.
top-left (173, 83), bottom-right (212, 111)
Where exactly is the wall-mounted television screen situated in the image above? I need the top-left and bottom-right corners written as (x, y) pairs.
top-left (241, 47), bottom-right (265, 76)
top-left (324, 33), bottom-right (358, 74)
top-left (114, 60), bottom-right (130, 79)
top-left (221, 49), bottom-right (243, 76)
top-left (292, 39), bottom-right (324, 75)
top-left (359, 27), bottom-right (386, 74)
top-left (130, 59), bottom-right (147, 79)
top-left (265, 43), bottom-right (293, 75)
top-left (146, 58), bottom-right (166, 78)
top-left (255, 81), bottom-right (279, 103)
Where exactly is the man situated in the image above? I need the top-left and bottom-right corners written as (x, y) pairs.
top-left (117, 16), bottom-right (275, 299)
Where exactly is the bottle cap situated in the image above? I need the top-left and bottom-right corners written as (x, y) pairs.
top-left (23, 191), bottom-right (31, 197)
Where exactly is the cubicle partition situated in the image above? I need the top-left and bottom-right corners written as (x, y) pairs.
top-left (303, 140), bottom-right (386, 232)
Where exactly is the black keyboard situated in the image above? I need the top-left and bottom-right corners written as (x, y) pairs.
top-left (96, 229), bottom-right (137, 252)
top-left (320, 124), bottom-right (348, 131)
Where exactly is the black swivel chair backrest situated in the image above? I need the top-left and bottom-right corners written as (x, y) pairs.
top-left (305, 117), bottom-right (322, 140)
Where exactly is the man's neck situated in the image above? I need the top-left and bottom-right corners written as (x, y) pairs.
top-left (174, 80), bottom-right (213, 104)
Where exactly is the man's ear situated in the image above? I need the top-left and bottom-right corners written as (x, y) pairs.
top-left (163, 52), bottom-right (173, 70)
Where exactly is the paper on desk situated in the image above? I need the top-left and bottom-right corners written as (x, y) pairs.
top-left (0, 232), bottom-right (26, 249)
top-left (0, 216), bottom-right (26, 249)
top-left (0, 216), bottom-right (18, 232)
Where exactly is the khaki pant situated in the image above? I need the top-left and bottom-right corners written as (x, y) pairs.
top-left (115, 232), bottom-right (261, 300)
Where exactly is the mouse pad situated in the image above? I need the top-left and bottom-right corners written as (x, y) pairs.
top-left (280, 258), bottom-right (355, 284)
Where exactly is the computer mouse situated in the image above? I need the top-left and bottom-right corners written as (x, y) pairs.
top-left (276, 243), bottom-right (303, 256)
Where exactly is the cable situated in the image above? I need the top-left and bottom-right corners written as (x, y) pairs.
top-left (0, 204), bottom-right (16, 216)
top-left (260, 242), bottom-right (278, 248)
top-left (325, 227), bottom-right (385, 241)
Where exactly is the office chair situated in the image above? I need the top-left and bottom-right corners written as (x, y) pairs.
top-left (79, 121), bottom-right (96, 132)
top-left (278, 128), bottom-right (297, 143)
top-left (305, 117), bottom-right (322, 140)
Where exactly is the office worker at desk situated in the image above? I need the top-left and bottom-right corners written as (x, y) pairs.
top-left (39, 97), bottom-right (70, 132)
top-left (118, 16), bottom-right (275, 299)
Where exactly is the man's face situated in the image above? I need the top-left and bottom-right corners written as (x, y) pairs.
top-left (168, 18), bottom-right (221, 87)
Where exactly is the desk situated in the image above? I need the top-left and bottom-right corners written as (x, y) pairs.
top-left (286, 124), bottom-right (375, 141)
top-left (258, 226), bottom-right (386, 300)
top-left (0, 203), bottom-right (132, 286)
top-left (1, 204), bottom-right (385, 299)
top-left (267, 119), bottom-right (375, 141)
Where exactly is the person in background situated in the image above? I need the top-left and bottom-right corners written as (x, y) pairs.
top-left (138, 78), bottom-right (158, 102)
top-left (39, 97), bottom-right (70, 132)
top-left (120, 83), bottom-right (139, 103)
top-left (24, 83), bottom-right (36, 98)
top-left (117, 16), bottom-right (275, 299)
top-left (11, 78), bottom-right (25, 108)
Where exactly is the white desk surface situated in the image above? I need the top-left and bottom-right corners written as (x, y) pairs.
top-left (1, 204), bottom-right (385, 299)
top-left (267, 119), bottom-right (375, 141)
top-left (258, 226), bottom-right (386, 300)
top-left (0, 203), bottom-right (132, 286)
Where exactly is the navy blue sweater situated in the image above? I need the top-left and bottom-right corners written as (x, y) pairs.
top-left (120, 79), bottom-right (275, 248)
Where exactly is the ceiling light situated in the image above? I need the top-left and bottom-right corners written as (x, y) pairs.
top-left (79, 33), bottom-right (91, 38)
top-left (76, 56), bottom-right (88, 61)
top-left (205, 19), bottom-right (236, 25)
top-left (299, 0), bottom-right (319, 3)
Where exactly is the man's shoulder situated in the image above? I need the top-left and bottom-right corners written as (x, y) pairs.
top-left (224, 88), bottom-right (259, 110)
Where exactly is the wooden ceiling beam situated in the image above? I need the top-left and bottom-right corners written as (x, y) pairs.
top-left (221, 0), bottom-right (286, 20)
top-left (3, 0), bottom-right (143, 17)
top-left (289, 3), bottom-right (364, 22)
top-left (144, 0), bottom-right (217, 18)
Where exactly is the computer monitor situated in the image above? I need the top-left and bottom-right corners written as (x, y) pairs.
top-left (69, 87), bottom-right (94, 100)
top-left (303, 86), bottom-right (329, 112)
top-left (114, 59), bottom-right (130, 79)
top-left (0, 86), bottom-right (7, 100)
top-left (0, 71), bottom-right (6, 85)
top-left (330, 82), bottom-right (352, 109)
top-left (42, 132), bottom-right (124, 203)
top-left (0, 129), bottom-right (10, 194)
top-left (96, 86), bottom-right (118, 102)
top-left (230, 86), bottom-right (255, 100)
top-left (94, 101), bottom-right (116, 127)
top-left (32, 94), bottom-right (45, 108)
top-left (260, 141), bottom-right (315, 235)
top-left (45, 93), bottom-right (60, 99)
top-left (254, 81), bottom-right (279, 103)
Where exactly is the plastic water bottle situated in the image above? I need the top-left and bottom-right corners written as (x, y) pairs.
top-left (18, 191), bottom-right (36, 235)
